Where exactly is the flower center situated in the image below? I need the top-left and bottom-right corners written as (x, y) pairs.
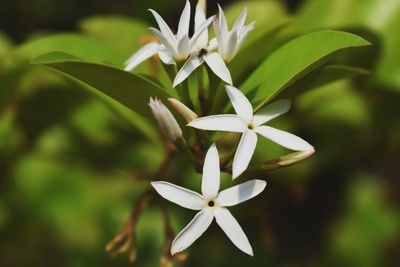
top-left (247, 122), bottom-right (256, 130)
top-left (207, 200), bottom-right (215, 207)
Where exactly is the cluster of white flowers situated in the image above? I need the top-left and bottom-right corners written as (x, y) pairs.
top-left (129, 1), bottom-right (314, 257)
top-left (125, 0), bottom-right (254, 86)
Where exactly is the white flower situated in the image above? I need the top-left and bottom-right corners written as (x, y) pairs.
top-left (173, 2), bottom-right (232, 87)
top-left (151, 144), bottom-right (266, 256)
top-left (149, 98), bottom-right (182, 142)
top-left (188, 86), bottom-right (314, 179)
top-left (214, 5), bottom-right (255, 63)
top-left (125, 1), bottom-right (214, 71)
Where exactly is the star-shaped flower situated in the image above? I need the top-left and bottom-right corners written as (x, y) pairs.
top-left (214, 5), bottom-right (255, 63)
top-left (151, 144), bottom-right (266, 256)
top-left (125, 1), bottom-right (214, 71)
top-left (173, 2), bottom-right (232, 87)
top-left (188, 86), bottom-right (314, 179)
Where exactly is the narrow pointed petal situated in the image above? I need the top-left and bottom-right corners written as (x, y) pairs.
top-left (255, 126), bottom-right (314, 151)
top-left (188, 114), bottom-right (246, 133)
top-left (208, 37), bottom-right (218, 51)
top-left (217, 180), bottom-right (267, 207)
top-left (224, 31), bottom-right (238, 62)
top-left (158, 46), bottom-right (175, 65)
top-left (213, 17), bottom-right (224, 55)
top-left (214, 207), bottom-right (253, 256)
top-left (149, 27), bottom-right (176, 56)
top-left (190, 16), bottom-right (215, 50)
top-left (177, 35), bottom-right (190, 59)
top-left (125, 42), bottom-right (159, 71)
top-left (177, 1), bottom-right (191, 41)
top-left (171, 209), bottom-right (214, 255)
top-left (253, 99), bottom-right (291, 126)
top-left (173, 55), bottom-right (204, 87)
top-left (237, 21), bottom-right (255, 49)
top-left (202, 143), bottom-right (220, 199)
top-left (232, 8), bottom-right (247, 33)
top-left (149, 10), bottom-right (177, 48)
top-left (217, 5), bottom-right (229, 45)
top-left (232, 130), bottom-right (257, 179)
top-left (194, 1), bottom-right (208, 49)
top-left (151, 181), bottom-right (205, 210)
top-left (226, 85), bottom-right (253, 122)
top-left (203, 52), bottom-right (233, 85)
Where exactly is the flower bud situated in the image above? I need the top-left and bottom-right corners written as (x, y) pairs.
top-left (149, 98), bottom-right (183, 142)
top-left (277, 149), bottom-right (315, 167)
top-left (168, 98), bottom-right (198, 123)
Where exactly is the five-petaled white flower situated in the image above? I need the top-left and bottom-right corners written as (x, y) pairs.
top-left (173, 2), bottom-right (232, 87)
top-left (189, 85), bottom-right (314, 179)
top-left (214, 5), bottom-right (255, 63)
top-left (151, 144), bottom-right (266, 256)
top-left (125, 1), bottom-right (214, 72)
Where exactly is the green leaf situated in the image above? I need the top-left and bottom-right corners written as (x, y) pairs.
top-left (297, 0), bottom-right (400, 90)
top-left (15, 33), bottom-right (123, 65)
top-left (32, 51), bottom-right (172, 120)
top-left (241, 30), bottom-right (371, 110)
top-left (279, 65), bottom-right (370, 99)
top-left (80, 16), bottom-right (149, 59)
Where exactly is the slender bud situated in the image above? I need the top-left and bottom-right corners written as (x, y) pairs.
top-left (168, 98), bottom-right (198, 123)
top-left (277, 149), bottom-right (315, 167)
top-left (246, 149), bottom-right (316, 175)
top-left (149, 98), bottom-right (183, 142)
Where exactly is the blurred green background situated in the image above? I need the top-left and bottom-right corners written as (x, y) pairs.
top-left (0, 0), bottom-right (399, 266)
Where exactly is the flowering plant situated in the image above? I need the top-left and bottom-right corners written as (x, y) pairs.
top-left (28, 0), bottom-right (371, 264)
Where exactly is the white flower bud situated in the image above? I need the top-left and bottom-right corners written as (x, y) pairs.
top-left (149, 98), bottom-right (183, 142)
top-left (168, 98), bottom-right (198, 123)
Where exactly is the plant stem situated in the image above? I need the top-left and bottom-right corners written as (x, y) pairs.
top-left (197, 67), bottom-right (207, 116)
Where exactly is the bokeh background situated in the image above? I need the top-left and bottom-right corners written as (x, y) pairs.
top-left (0, 0), bottom-right (399, 266)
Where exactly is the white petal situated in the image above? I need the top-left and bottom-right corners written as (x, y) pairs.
top-left (177, 0), bottom-right (191, 41)
top-left (232, 8), bottom-right (247, 34)
top-left (255, 126), bottom-right (314, 151)
top-left (253, 99), bottom-right (291, 126)
top-left (237, 21), bottom-right (255, 49)
top-left (208, 37), bottom-right (218, 51)
top-left (214, 207), bottom-right (253, 256)
top-left (217, 5), bottom-right (229, 48)
top-left (232, 130), bottom-right (258, 179)
top-left (203, 52), bottom-right (232, 85)
top-left (194, 1), bottom-right (208, 49)
top-left (158, 45), bottom-right (175, 65)
top-left (173, 55), bottom-right (204, 87)
top-left (213, 17), bottom-right (224, 55)
top-left (149, 27), bottom-right (176, 56)
top-left (188, 114), bottom-right (246, 133)
top-left (217, 180), bottom-right (266, 207)
top-left (224, 31), bottom-right (238, 62)
top-left (171, 209), bottom-right (214, 255)
top-left (177, 35), bottom-right (190, 59)
top-left (149, 10), bottom-right (177, 48)
top-left (151, 181), bottom-right (205, 210)
top-left (125, 42), bottom-right (159, 71)
top-left (225, 85), bottom-right (253, 122)
top-left (190, 16), bottom-right (214, 50)
top-left (202, 143), bottom-right (220, 199)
